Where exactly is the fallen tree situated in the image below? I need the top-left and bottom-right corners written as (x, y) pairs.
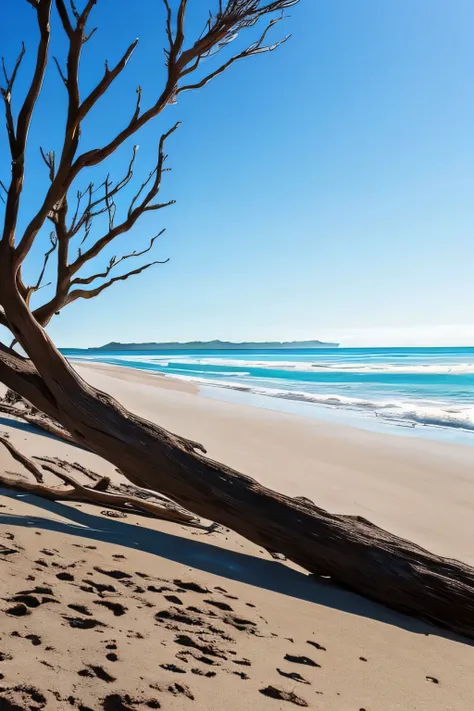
top-left (0, 0), bottom-right (473, 640)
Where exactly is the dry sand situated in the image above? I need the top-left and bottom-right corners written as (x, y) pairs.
top-left (0, 362), bottom-right (473, 710)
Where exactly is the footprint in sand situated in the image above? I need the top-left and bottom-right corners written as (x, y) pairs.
top-left (78, 665), bottom-right (116, 683)
top-left (164, 594), bottom-right (183, 606)
top-left (277, 668), bottom-right (310, 685)
top-left (174, 634), bottom-right (227, 661)
top-left (25, 634), bottom-right (42, 646)
top-left (68, 604), bottom-right (92, 616)
top-left (94, 600), bottom-right (127, 617)
top-left (34, 559), bottom-right (48, 568)
top-left (40, 549), bottom-right (56, 557)
top-left (19, 586), bottom-right (53, 596)
top-left (83, 580), bottom-right (117, 594)
top-left (191, 667), bottom-right (216, 677)
top-left (93, 566), bottom-right (132, 580)
top-left (204, 598), bottom-right (234, 612)
top-left (6, 603), bottom-right (30, 617)
top-left (284, 653), bottom-right (320, 668)
top-left (160, 663), bottom-right (187, 674)
top-left (0, 684), bottom-right (47, 710)
top-left (173, 579), bottom-right (208, 594)
top-left (9, 594), bottom-right (42, 608)
top-left (168, 682), bottom-right (194, 700)
top-left (102, 693), bottom-right (161, 710)
top-left (147, 585), bottom-right (172, 594)
top-left (155, 608), bottom-right (203, 627)
top-left (260, 686), bottom-right (308, 707)
top-left (223, 615), bottom-right (258, 633)
top-left (306, 640), bottom-right (326, 651)
top-left (64, 616), bottom-right (106, 630)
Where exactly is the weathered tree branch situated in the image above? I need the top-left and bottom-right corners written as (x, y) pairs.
top-left (0, 432), bottom-right (44, 482)
top-left (0, 443), bottom-right (202, 526)
top-left (1, 0), bottom-right (52, 249)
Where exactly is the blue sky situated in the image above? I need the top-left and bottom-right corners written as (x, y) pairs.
top-left (1, 0), bottom-right (474, 348)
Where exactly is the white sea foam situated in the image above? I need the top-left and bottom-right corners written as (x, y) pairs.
top-left (80, 353), bottom-right (474, 375)
top-left (73, 354), bottom-right (474, 433)
top-left (160, 373), bottom-right (474, 432)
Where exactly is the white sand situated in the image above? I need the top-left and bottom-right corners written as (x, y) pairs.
top-left (0, 361), bottom-right (472, 710)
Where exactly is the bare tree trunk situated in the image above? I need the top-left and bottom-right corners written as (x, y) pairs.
top-left (0, 282), bottom-right (473, 640)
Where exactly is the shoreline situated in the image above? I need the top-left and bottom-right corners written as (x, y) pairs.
top-left (75, 360), bottom-right (474, 565)
top-left (75, 358), bottom-right (474, 447)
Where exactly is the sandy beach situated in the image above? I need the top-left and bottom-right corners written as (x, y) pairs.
top-left (0, 362), bottom-right (473, 710)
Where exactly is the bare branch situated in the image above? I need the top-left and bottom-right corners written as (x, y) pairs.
top-left (69, 0), bottom-right (80, 22)
top-left (68, 259), bottom-right (168, 303)
top-left (77, 39), bottom-right (139, 123)
top-left (1, 43), bottom-right (27, 153)
top-left (162, 0), bottom-right (173, 50)
top-left (83, 26), bottom-right (98, 43)
top-left (71, 229), bottom-right (166, 287)
top-left (70, 145), bottom-right (139, 237)
top-left (0, 449), bottom-right (200, 525)
top-left (40, 146), bottom-right (56, 181)
top-left (178, 12), bottom-right (290, 94)
top-left (1, 42), bottom-right (26, 93)
top-left (54, 0), bottom-right (74, 38)
top-left (70, 123), bottom-right (179, 275)
top-left (0, 180), bottom-right (7, 205)
top-left (131, 85), bottom-right (142, 124)
top-left (32, 232), bottom-right (57, 293)
top-left (79, 0), bottom-right (98, 25)
top-left (1, 0), bottom-right (52, 248)
top-left (53, 56), bottom-right (68, 86)
top-left (0, 432), bottom-right (44, 482)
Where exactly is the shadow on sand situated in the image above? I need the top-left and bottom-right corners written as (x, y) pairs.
top-left (0, 416), bottom-right (85, 450)
top-left (0, 487), bottom-right (471, 648)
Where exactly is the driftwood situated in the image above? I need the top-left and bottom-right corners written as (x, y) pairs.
top-left (0, 434), bottom-right (203, 528)
top-left (0, 342), bottom-right (473, 640)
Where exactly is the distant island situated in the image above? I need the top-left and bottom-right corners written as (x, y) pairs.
top-left (93, 339), bottom-right (339, 351)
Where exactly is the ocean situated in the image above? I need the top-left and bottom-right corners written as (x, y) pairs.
top-left (64, 346), bottom-right (474, 443)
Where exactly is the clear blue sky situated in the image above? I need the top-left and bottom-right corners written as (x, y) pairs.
top-left (1, 1), bottom-right (474, 347)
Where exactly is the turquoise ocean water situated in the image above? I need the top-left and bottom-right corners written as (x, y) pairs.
top-left (64, 346), bottom-right (474, 441)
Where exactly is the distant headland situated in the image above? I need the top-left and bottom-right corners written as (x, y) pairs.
top-left (93, 340), bottom-right (339, 351)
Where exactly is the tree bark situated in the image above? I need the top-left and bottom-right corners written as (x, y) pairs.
top-left (0, 284), bottom-right (473, 640)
